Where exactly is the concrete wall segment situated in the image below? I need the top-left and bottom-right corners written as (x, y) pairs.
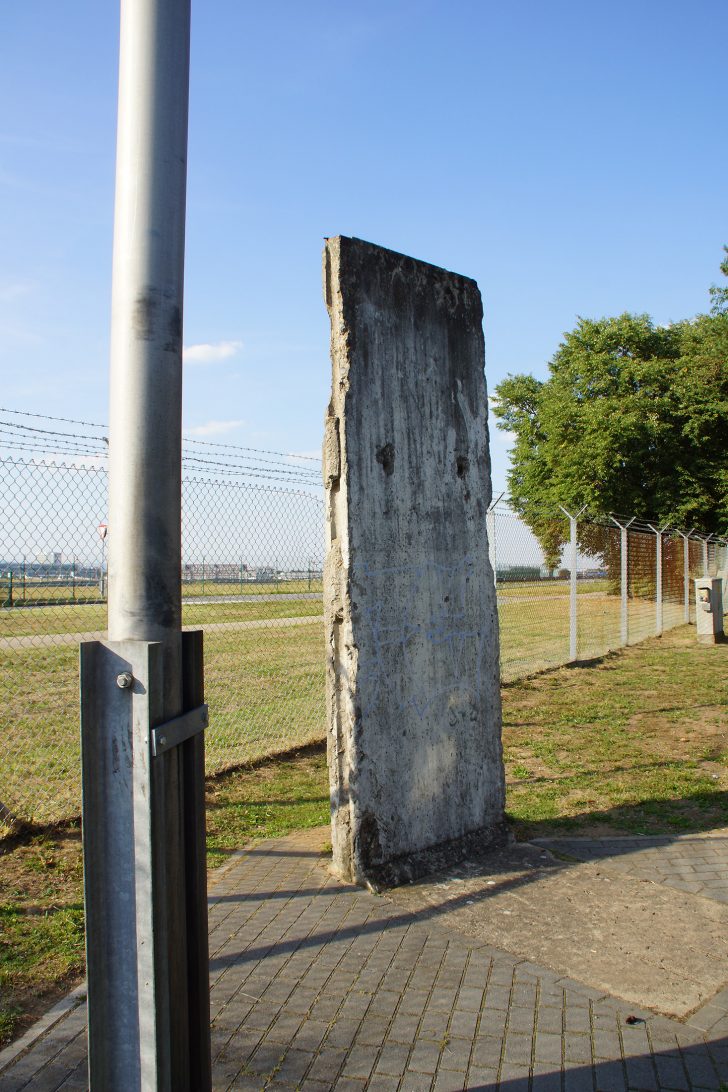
top-left (322, 237), bottom-right (505, 886)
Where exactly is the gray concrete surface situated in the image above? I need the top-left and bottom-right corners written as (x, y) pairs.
top-left (387, 838), bottom-right (728, 1019)
top-left (322, 237), bottom-right (504, 886)
top-left (1, 825), bottom-right (727, 1091)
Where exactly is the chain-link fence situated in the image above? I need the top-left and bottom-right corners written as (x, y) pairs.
top-left (0, 446), bottom-right (324, 830)
top-left (487, 500), bottom-right (728, 682)
top-left (1, 411), bottom-right (727, 832)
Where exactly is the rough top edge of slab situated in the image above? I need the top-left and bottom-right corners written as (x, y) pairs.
top-left (323, 235), bottom-right (480, 292)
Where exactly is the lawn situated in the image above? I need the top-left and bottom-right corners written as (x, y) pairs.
top-left (1, 626), bottom-right (725, 1047)
top-left (0, 584), bottom-right (703, 827)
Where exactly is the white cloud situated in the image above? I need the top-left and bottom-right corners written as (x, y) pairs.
top-left (182, 339), bottom-right (242, 365)
top-left (185, 420), bottom-right (244, 438)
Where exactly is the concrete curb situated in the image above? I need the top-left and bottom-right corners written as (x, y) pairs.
top-left (0, 983), bottom-right (86, 1076)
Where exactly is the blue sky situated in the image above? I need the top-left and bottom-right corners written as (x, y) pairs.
top-left (1, 0), bottom-right (726, 493)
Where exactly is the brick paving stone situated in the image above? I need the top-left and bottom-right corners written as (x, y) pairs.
top-left (456, 987), bottom-right (485, 1012)
top-left (448, 1009), bottom-right (478, 1040)
top-left (409, 1040), bottom-right (444, 1074)
top-left (534, 1032), bottom-right (563, 1064)
top-left (420, 1009), bottom-right (451, 1040)
top-left (499, 1061), bottom-right (531, 1090)
top-left (375, 1040), bottom-right (412, 1077)
top-left (388, 1012), bottom-right (423, 1043)
top-left (400, 1070), bottom-right (434, 1090)
top-left (341, 1044), bottom-right (379, 1080)
top-left (366, 1075), bottom-right (401, 1092)
top-left (465, 1064), bottom-right (499, 1087)
top-left (563, 1064), bottom-right (596, 1092)
top-left (592, 1057), bottom-right (628, 1091)
top-left (432, 1070), bottom-right (467, 1091)
top-left (507, 1005), bottom-right (538, 1036)
top-left (529, 1064), bottom-right (563, 1092)
top-left (624, 1054), bottom-right (660, 1090)
top-left (653, 1053), bottom-right (690, 1091)
top-left (537, 1006), bottom-right (565, 1035)
top-left (437, 1038), bottom-right (472, 1073)
top-left (502, 1031), bottom-right (533, 1068)
top-left (564, 1033), bottom-right (593, 1064)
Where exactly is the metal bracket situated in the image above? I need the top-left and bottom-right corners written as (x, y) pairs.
top-left (151, 704), bottom-right (209, 757)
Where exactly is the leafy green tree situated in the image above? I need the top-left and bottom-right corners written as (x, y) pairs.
top-left (493, 253), bottom-right (728, 565)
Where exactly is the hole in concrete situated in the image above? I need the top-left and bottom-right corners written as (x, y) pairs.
top-left (375, 442), bottom-right (395, 476)
top-left (456, 455), bottom-right (469, 478)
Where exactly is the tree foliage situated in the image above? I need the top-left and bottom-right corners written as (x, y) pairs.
top-left (493, 253), bottom-right (728, 565)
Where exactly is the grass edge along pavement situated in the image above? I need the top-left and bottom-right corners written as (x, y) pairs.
top-left (1, 625), bottom-right (727, 1049)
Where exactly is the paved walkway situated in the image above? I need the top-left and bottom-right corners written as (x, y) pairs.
top-left (534, 834), bottom-right (728, 906)
top-left (1, 828), bottom-right (727, 1091)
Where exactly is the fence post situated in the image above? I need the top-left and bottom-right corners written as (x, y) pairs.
top-left (487, 492), bottom-right (503, 585)
top-left (702, 536), bottom-right (709, 576)
top-left (647, 524), bottom-right (668, 637)
top-left (678, 529), bottom-right (693, 624)
top-left (611, 516), bottom-right (635, 647)
top-left (559, 505), bottom-right (586, 662)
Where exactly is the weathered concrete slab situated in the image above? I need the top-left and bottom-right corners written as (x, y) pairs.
top-left (386, 837), bottom-right (728, 1019)
top-left (322, 236), bottom-right (505, 886)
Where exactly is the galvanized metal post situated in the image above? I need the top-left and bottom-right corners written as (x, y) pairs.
top-left (81, 1), bottom-right (210, 1090)
top-left (679, 530), bottom-right (693, 624)
top-left (612, 517), bottom-right (635, 648)
top-left (487, 492), bottom-right (503, 585)
top-left (648, 525), bottom-right (668, 637)
top-left (702, 536), bottom-right (710, 576)
top-left (559, 505), bottom-right (586, 662)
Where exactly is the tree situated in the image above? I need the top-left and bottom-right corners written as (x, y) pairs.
top-left (493, 253), bottom-right (728, 564)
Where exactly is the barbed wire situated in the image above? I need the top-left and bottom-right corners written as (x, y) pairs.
top-left (0, 408), bottom-right (323, 489)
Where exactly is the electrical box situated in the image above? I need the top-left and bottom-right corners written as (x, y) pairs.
top-left (694, 577), bottom-right (724, 645)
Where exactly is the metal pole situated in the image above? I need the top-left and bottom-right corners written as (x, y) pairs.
top-left (487, 492), bottom-right (503, 586)
top-left (559, 505), bottom-right (586, 662)
top-left (648, 525), bottom-right (667, 637)
top-left (621, 527), bottom-right (628, 646)
top-left (108, 0), bottom-right (189, 655)
top-left (702, 536), bottom-right (709, 577)
top-left (680, 530), bottom-right (693, 624)
top-left (611, 516), bottom-right (635, 647)
top-left (81, 2), bottom-right (210, 1090)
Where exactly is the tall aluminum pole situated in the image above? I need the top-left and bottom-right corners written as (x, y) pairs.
top-left (108, 0), bottom-right (189, 662)
top-left (81, 2), bottom-right (210, 1089)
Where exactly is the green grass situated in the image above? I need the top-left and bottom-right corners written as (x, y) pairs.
top-left (181, 578), bottom-right (323, 598)
top-left (0, 583), bottom-right (714, 826)
top-left (0, 619), bottom-right (326, 827)
top-left (503, 628), bottom-right (728, 838)
top-left (205, 747), bottom-right (329, 868)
